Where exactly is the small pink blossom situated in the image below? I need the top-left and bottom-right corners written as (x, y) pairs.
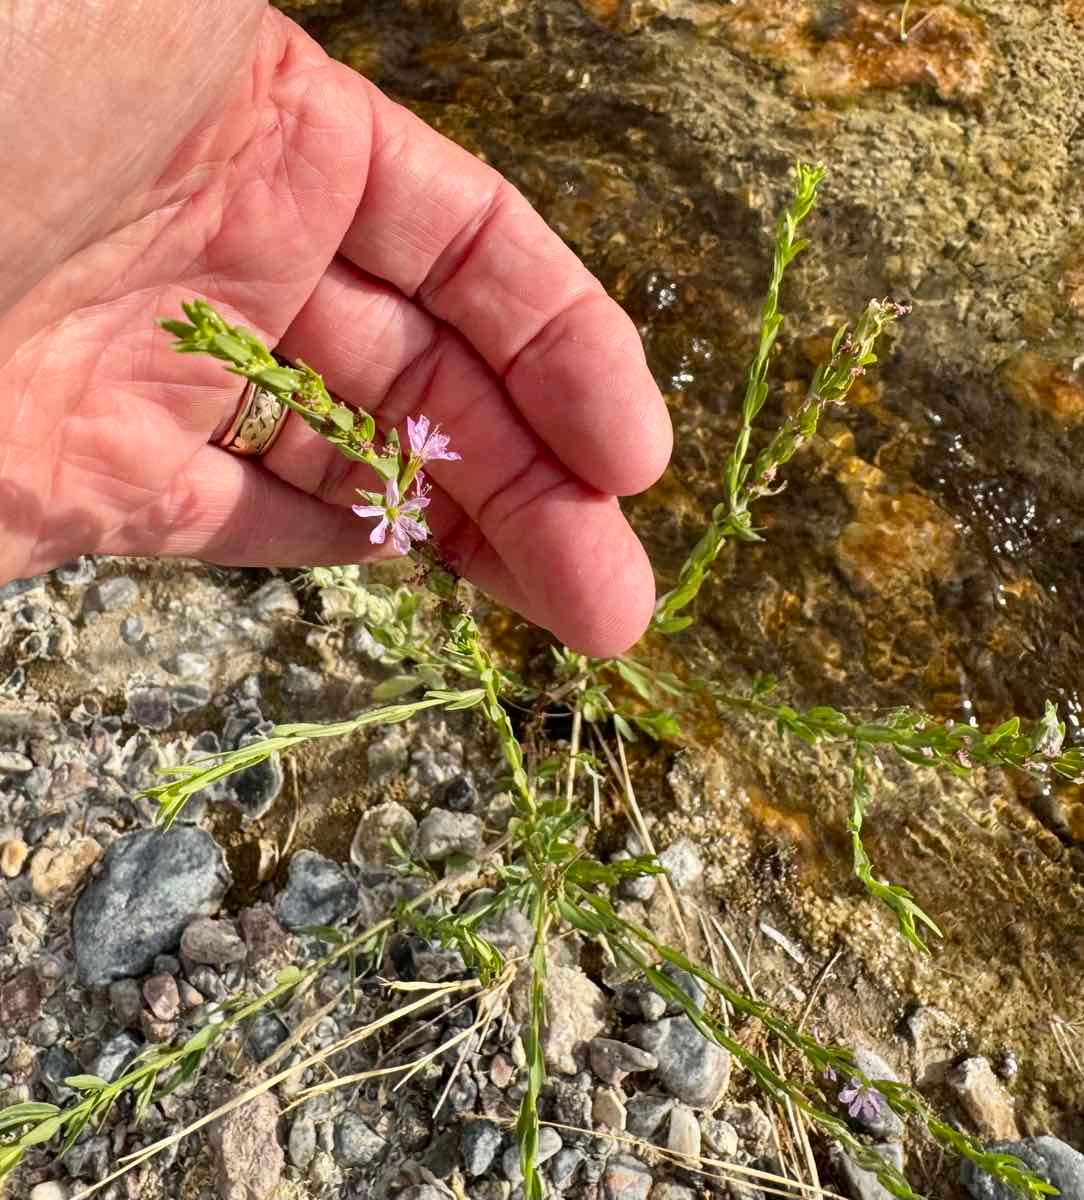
top-left (838, 1078), bottom-right (883, 1123)
top-left (407, 414), bottom-right (461, 465)
top-left (352, 478), bottom-right (430, 556)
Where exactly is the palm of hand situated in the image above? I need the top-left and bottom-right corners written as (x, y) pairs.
top-left (0, 6), bottom-right (669, 654)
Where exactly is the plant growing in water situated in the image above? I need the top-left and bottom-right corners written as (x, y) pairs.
top-left (0, 164), bottom-right (1067, 1200)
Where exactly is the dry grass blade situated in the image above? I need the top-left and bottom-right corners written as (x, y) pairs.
top-left (70, 979), bottom-right (482, 1198)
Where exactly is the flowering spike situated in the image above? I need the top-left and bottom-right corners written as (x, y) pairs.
top-left (407, 414), bottom-right (461, 464)
top-left (352, 477), bottom-right (430, 556)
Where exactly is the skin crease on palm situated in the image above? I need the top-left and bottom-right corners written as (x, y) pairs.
top-left (0, 1), bottom-right (672, 657)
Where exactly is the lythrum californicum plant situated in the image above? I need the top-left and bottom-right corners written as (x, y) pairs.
top-left (0, 164), bottom-right (1067, 1200)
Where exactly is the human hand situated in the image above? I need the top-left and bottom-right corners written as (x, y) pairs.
top-left (0, 1), bottom-right (671, 655)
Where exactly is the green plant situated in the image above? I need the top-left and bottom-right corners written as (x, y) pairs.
top-left (0, 164), bottom-right (1062, 1200)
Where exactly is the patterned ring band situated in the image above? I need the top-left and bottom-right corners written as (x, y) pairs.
top-left (214, 378), bottom-right (290, 457)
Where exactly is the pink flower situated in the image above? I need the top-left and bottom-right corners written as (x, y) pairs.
top-left (838, 1078), bottom-right (883, 1123)
top-left (352, 478), bottom-right (430, 556)
top-left (407, 414), bottom-right (461, 464)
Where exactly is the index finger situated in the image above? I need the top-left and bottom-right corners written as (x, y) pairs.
top-left (335, 66), bottom-right (672, 497)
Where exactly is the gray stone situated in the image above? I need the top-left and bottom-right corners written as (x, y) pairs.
top-left (721, 1102), bottom-right (773, 1155)
top-left (83, 576), bottom-right (138, 614)
top-left (120, 616), bottom-right (144, 644)
top-left (109, 978), bottom-right (143, 1028)
top-left (601, 1155), bottom-right (653, 1200)
top-left (229, 747), bottom-right (284, 823)
top-left (210, 1091), bottom-right (284, 1200)
top-left (699, 1116), bottom-right (739, 1158)
top-left (416, 809), bottom-right (484, 860)
top-left (181, 916), bottom-right (248, 966)
top-left (283, 664), bottom-right (322, 695)
top-left (960, 1136), bottom-right (1084, 1200)
top-left (246, 1013), bottom-right (290, 1063)
top-left (462, 1119), bottom-right (503, 1177)
top-left (39, 1045), bottom-right (80, 1101)
top-left (443, 775), bottom-right (477, 811)
top-left (30, 1184), bottom-right (71, 1200)
top-left (335, 1113), bottom-right (387, 1166)
top-left (503, 1127), bottom-right (562, 1183)
top-left (28, 1014), bottom-right (61, 1047)
top-left (550, 1145), bottom-right (585, 1188)
top-left (667, 1104), bottom-right (700, 1160)
top-left (630, 1015), bottom-right (731, 1107)
top-left (288, 1116), bottom-right (317, 1169)
top-left (542, 965), bottom-right (608, 1075)
top-left (91, 1031), bottom-right (141, 1082)
top-left (659, 963), bottom-right (706, 1014)
top-left (171, 682), bottom-right (212, 713)
top-left (65, 1134), bottom-right (110, 1180)
top-left (249, 578), bottom-right (299, 618)
top-left (73, 828), bottom-right (231, 985)
top-left (626, 1092), bottom-right (673, 1140)
top-left (187, 964), bottom-right (227, 1001)
top-left (275, 850), bottom-right (358, 931)
top-left (167, 652), bottom-right (211, 678)
top-left (832, 1141), bottom-right (904, 1200)
top-left (552, 1079), bottom-right (593, 1132)
top-left (350, 801), bottom-right (418, 867)
top-left (590, 1037), bottom-right (659, 1086)
top-left (658, 838), bottom-right (703, 889)
top-left (125, 685), bottom-right (171, 730)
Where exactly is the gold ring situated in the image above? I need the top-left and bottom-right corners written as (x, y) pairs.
top-left (215, 379), bottom-right (290, 456)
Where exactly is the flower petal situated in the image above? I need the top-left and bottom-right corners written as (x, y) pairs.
top-left (352, 504), bottom-right (385, 519)
top-left (384, 476), bottom-right (400, 506)
top-left (398, 516), bottom-right (429, 542)
top-left (390, 524), bottom-right (411, 555)
top-left (407, 414), bottom-right (429, 457)
top-left (369, 518), bottom-right (389, 545)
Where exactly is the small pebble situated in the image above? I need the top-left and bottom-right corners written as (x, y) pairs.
top-left (289, 1116), bottom-right (317, 1170)
top-left (334, 1113), bottom-right (387, 1166)
top-left (91, 1031), bottom-right (141, 1082)
top-left (125, 685), bottom-right (171, 730)
top-left (109, 979), bottom-right (144, 1029)
top-left (601, 1155), bottom-right (653, 1200)
top-left (120, 616), bottom-right (144, 644)
top-left (181, 916), bottom-right (247, 966)
top-left (503, 1127), bottom-right (562, 1183)
top-left (83, 576), bottom-right (138, 614)
top-left (30, 1183), bottom-right (71, 1200)
top-left (249, 578), bottom-right (300, 618)
top-left (415, 809), bottom-right (484, 860)
top-left (462, 1119), bottom-right (502, 1177)
top-left (143, 973), bottom-right (181, 1022)
top-left (658, 838), bottom-right (703, 889)
top-left (0, 838), bottom-right (28, 878)
top-left (667, 1104), bottom-right (701, 1160)
top-left (593, 1087), bottom-right (628, 1132)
